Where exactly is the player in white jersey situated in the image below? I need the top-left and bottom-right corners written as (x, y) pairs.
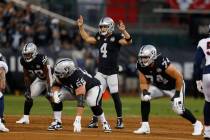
top-left (0, 53), bottom-right (9, 132)
top-left (194, 26), bottom-right (210, 139)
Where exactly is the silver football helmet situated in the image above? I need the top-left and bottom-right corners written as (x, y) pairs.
top-left (54, 58), bottom-right (76, 79)
top-left (138, 45), bottom-right (158, 67)
top-left (98, 17), bottom-right (114, 36)
top-left (22, 43), bottom-right (38, 62)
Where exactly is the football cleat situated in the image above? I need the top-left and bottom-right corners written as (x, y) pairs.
top-left (192, 120), bottom-right (203, 136)
top-left (102, 121), bottom-right (112, 133)
top-left (133, 122), bottom-right (150, 134)
top-left (0, 122), bottom-right (9, 132)
top-left (48, 120), bottom-right (62, 131)
top-left (115, 117), bottom-right (124, 129)
top-left (87, 116), bottom-right (98, 128)
top-left (16, 116), bottom-right (29, 124)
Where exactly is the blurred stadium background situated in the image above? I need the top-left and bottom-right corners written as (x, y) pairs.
top-left (0, 0), bottom-right (209, 97)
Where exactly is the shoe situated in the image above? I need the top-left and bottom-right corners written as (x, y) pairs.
top-left (192, 121), bottom-right (203, 136)
top-left (133, 122), bottom-right (150, 134)
top-left (16, 116), bottom-right (29, 124)
top-left (103, 121), bottom-right (112, 133)
top-left (115, 117), bottom-right (124, 129)
top-left (48, 120), bottom-right (62, 131)
top-left (0, 122), bottom-right (9, 132)
top-left (204, 126), bottom-right (210, 139)
top-left (1, 118), bottom-right (6, 124)
top-left (87, 116), bottom-right (98, 128)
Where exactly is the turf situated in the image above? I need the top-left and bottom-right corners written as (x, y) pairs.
top-left (4, 95), bottom-right (204, 117)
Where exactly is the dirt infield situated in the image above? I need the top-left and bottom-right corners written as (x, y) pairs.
top-left (0, 116), bottom-right (204, 140)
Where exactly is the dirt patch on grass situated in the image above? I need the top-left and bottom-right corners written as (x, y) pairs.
top-left (1, 115), bottom-right (204, 140)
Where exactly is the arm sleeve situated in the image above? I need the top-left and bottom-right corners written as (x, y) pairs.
top-left (194, 47), bottom-right (205, 80)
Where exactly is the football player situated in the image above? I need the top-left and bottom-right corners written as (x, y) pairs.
top-left (133, 45), bottom-right (203, 135)
top-left (0, 53), bottom-right (9, 132)
top-left (77, 15), bottom-right (132, 129)
top-left (51, 58), bottom-right (112, 133)
top-left (16, 43), bottom-right (63, 131)
top-left (194, 25), bottom-right (210, 139)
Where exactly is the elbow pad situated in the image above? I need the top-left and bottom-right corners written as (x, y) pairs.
top-left (77, 94), bottom-right (85, 107)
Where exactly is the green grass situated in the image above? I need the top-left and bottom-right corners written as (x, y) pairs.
top-left (4, 95), bottom-right (204, 117)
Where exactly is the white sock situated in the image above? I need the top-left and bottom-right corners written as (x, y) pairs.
top-left (23, 115), bottom-right (29, 120)
top-left (54, 111), bottom-right (62, 122)
top-left (98, 113), bottom-right (106, 124)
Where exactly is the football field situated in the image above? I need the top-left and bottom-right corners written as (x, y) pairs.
top-left (1, 95), bottom-right (205, 140)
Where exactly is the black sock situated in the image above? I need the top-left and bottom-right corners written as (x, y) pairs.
top-left (141, 101), bottom-right (150, 122)
top-left (24, 99), bottom-right (33, 115)
top-left (52, 102), bottom-right (63, 111)
top-left (111, 93), bottom-right (122, 117)
top-left (204, 101), bottom-right (210, 125)
top-left (181, 108), bottom-right (197, 124)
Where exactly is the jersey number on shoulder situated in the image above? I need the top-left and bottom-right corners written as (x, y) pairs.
top-left (100, 43), bottom-right (108, 58)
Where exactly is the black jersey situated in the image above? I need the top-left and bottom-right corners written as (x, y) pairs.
top-left (95, 32), bottom-right (124, 75)
top-left (58, 68), bottom-right (100, 96)
top-left (137, 55), bottom-right (176, 90)
top-left (20, 54), bottom-right (49, 80)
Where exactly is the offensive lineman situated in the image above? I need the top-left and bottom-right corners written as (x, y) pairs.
top-left (0, 53), bottom-right (9, 132)
top-left (77, 15), bottom-right (132, 129)
top-left (51, 58), bottom-right (112, 133)
top-left (16, 43), bottom-right (63, 131)
top-left (194, 25), bottom-right (210, 139)
top-left (133, 45), bottom-right (203, 136)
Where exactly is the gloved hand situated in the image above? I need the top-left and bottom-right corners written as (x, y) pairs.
top-left (142, 89), bottom-right (151, 101)
top-left (196, 80), bottom-right (203, 93)
top-left (53, 91), bottom-right (62, 104)
top-left (73, 116), bottom-right (81, 133)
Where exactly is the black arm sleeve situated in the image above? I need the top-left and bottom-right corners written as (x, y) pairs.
top-left (76, 94), bottom-right (85, 107)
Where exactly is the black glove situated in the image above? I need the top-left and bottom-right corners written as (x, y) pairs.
top-left (171, 90), bottom-right (180, 101)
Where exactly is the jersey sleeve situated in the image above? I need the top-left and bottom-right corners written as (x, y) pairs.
top-left (0, 61), bottom-right (8, 73)
top-left (41, 55), bottom-right (49, 65)
top-left (73, 70), bottom-right (86, 89)
top-left (115, 33), bottom-right (124, 42)
top-left (157, 56), bottom-right (171, 71)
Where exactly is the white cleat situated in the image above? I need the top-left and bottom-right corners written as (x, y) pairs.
top-left (192, 120), bottom-right (203, 136)
top-left (102, 121), bottom-right (112, 133)
top-left (204, 126), bottom-right (210, 139)
top-left (0, 123), bottom-right (9, 132)
top-left (133, 122), bottom-right (150, 134)
top-left (16, 116), bottom-right (29, 124)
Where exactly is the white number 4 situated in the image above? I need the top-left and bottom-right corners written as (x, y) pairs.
top-left (100, 43), bottom-right (107, 58)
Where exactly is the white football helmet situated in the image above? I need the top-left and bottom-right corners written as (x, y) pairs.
top-left (98, 17), bottom-right (114, 36)
top-left (54, 58), bottom-right (76, 79)
top-left (138, 45), bottom-right (158, 67)
top-left (22, 43), bottom-right (38, 62)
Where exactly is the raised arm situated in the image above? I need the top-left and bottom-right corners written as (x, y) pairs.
top-left (118, 20), bottom-right (132, 46)
top-left (77, 15), bottom-right (97, 44)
